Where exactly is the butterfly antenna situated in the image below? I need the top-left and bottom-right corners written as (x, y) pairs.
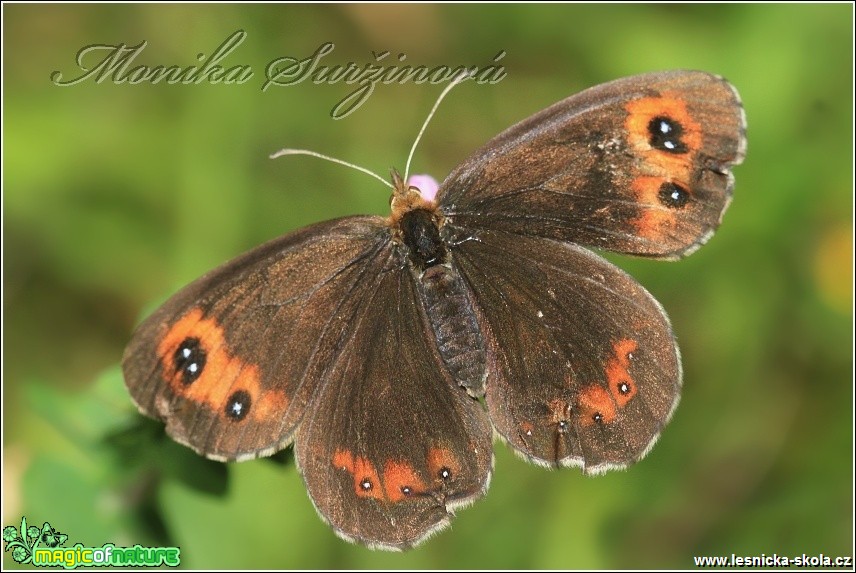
top-left (403, 69), bottom-right (474, 182)
top-left (270, 149), bottom-right (394, 190)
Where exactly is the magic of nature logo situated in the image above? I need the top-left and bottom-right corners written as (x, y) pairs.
top-left (3, 516), bottom-right (180, 568)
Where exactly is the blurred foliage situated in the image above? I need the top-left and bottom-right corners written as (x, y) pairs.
top-left (3, 4), bottom-right (852, 569)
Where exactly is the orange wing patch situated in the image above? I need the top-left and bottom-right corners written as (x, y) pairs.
top-left (607, 339), bottom-right (638, 407)
top-left (630, 177), bottom-right (680, 241)
top-left (252, 389), bottom-right (290, 421)
top-left (333, 450), bottom-right (430, 502)
top-left (427, 447), bottom-right (461, 482)
top-left (625, 93), bottom-right (702, 172)
top-left (575, 339), bottom-right (639, 425)
top-left (156, 308), bottom-right (288, 422)
top-left (625, 94), bottom-right (701, 241)
top-left (333, 449), bottom-right (384, 500)
top-left (576, 384), bottom-right (617, 426)
top-left (332, 448), bottom-right (354, 471)
top-left (383, 460), bottom-right (427, 502)
top-left (332, 446), bottom-right (465, 501)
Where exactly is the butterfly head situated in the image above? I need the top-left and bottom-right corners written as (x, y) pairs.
top-left (389, 169), bottom-right (439, 224)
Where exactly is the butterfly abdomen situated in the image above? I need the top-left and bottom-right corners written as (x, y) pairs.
top-left (416, 264), bottom-right (487, 395)
top-left (396, 204), bottom-right (488, 394)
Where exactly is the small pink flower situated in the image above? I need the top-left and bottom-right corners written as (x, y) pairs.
top-left (407, 174), bottom-right (439, 203)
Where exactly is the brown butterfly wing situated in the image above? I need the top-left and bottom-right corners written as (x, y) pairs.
top-left (294, 258), bottom-right (493, 550)
top-left (124, 214), bottom-right (493, 547)
top-left (122, 216), bottom-right (393, 461)
top-left (438, 70), bottom-right (746, 258)
top-left (452, 231), bottom-right (680, 473)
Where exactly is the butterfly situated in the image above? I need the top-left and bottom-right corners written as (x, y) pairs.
top-left (123, 70), bottom-right (746, 550)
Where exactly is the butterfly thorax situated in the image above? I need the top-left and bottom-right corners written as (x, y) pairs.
top-left (388, 169), bottom-right (447, 271)
top-left (398, 208), bottom-right (447, 269)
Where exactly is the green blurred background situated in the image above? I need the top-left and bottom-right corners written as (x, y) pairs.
top-left (4, 4), bottom-right (852, 569)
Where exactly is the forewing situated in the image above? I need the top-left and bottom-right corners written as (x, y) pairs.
top-left (453, 231), bottom-right (680, 473)
top-left (438, 70), bottom-right (746, 258)
top-left (122, 216), bottom-right (391, 461)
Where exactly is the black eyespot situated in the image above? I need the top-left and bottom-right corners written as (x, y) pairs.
top-left (225, 390), bottom-right (251, 421)
top-left (658, 182), bottom-right (690, 208)
top-left (618, 382), bottom-right (631, 395)
top-left (593, 412), bottom-right (603, 424)
top-left (401, 485), bottom-right (412, 496)
top-left (439, 467), bottom-right (452, 480)
top-left (174, 338), bottom-right (206, 385)
top-left (360, 478), bottom-right (373, 491)
top-left (648, 116), bottom-right (688, 153)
